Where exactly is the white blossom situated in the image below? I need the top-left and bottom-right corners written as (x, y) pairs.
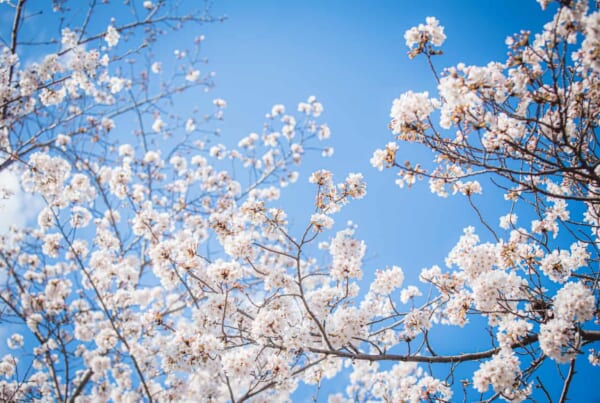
top-left (553, 282), bottom-right (595, 323)
top-left (105, 25), bottom-right (120, 48)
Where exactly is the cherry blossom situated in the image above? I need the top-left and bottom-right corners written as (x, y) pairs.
top-left (0, 1), bottom-right (598, 402)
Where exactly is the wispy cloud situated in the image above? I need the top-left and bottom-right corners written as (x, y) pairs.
top-left (0, 169), bottom-right (43, 233)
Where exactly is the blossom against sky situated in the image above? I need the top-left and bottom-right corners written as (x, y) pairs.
top-left (197, 0), bottom-right (551, 285)
top-left (1, 0), bottom-right (598, 400)
top-left (193, 1), bottom-right (599, 400)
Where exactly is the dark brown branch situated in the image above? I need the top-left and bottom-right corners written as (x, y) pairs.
top-left (68, 369), bottom-right (93, 403)
top-left (309, 334), bottom-right (538, 364)
top-left (558, 358), bottom-right (576, 403)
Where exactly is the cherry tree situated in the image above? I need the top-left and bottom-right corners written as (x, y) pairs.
top-left (0, 0), bottom-right (598, 402)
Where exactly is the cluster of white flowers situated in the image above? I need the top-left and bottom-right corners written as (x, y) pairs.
top-left (185, 69), bottom-right (201, 82)
top-left (389, 91), bottom-right (435, 138)
top-left (539, 243), bottom-right (589, 283)
top-left (337, 360), bottom-right (452, 402)
top-left (473, 348), bottom-right (531, 402)
top-left (311, 212), bottom-right (334, 231)
top-left (207, 259), bottom-right (242, 285)
top-left (400, 285), bottom-right (422, 304)
top-left (297, 95), bottom-right (323, 117)
top-left (327, 306), bottom-right (368, 347)
top-left (22, 153), bottom-right (71, 202)
top-left (152, 116), bottom-right (166, 133)
top-left (6, 334), bottom-right (23, 350)
top-left (496, 318), bottom-right (532, 346)
top-left (499, 213), bottom-right (518, 230)
top-left (404, 16), bottom-right (446, 49)
top-left (370, 142), bottom-right (398, 171)
top-left (104, 25), bottom-right (120, 47)
top-left (329, 229), bottom-right (366, 280)
top-left (402, 308), bottom-right (432, 339)
top-left (539, 319), bottom-right (578, 363)
top-left (309, 169), bottom-right (366, 214)
top-left (340, 172), bottom-right (367, 199)
top-left (471, 270), bottom-right (527, 324)
top-left (370, 265), bottom-right (404, 295)
top-left (589, 349), bottom-right (600, 366)
top-left (553, 281), bottom-right (595, 323)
